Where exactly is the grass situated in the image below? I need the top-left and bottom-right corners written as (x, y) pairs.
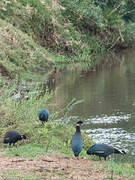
top-left (106, 160), bottom-right (135, 179)
top-left (0, 17), bottom-right (94, 82)
top-left (0, 18), bottom-right (54, 80)
top-left (0, 82), bottom-right (93, 156)
top-left (5, 144), bottom-right (47, 158)
top-left (0, 170), bottom-right (42, 180)
top-left (0, 0), bottom-right (134, 82)
top-left (87, 157), bottom-right (135, 179)
top-left (0, 0), bottom-right (134, 86)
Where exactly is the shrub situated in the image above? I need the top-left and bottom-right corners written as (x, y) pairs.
top-left (122, 23), bottom-right (135, 46)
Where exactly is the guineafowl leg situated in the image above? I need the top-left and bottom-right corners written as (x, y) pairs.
top-left (9, 143), bottom-right (12, 149)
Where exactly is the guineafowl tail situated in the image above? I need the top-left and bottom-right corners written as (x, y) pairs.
top-left (114, 148), bottom-right (126, 155)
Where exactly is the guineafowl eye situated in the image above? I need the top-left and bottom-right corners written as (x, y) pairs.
top-left (87, 144), bottom-right (126, 160)
top-left (3, 130), bottom-right (27, 146)
top-left (22, 135), bottom-right (26, 139)
top-left (38, 109), bottom-right (50, 125)
top-left (71, 121), bottom-right (83, 157)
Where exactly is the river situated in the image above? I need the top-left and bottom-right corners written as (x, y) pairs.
top-left (48, 49), bottom-right (135, 161)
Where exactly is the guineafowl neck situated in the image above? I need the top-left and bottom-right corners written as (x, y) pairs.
top-left (76, 126), bottom-right (81, 133)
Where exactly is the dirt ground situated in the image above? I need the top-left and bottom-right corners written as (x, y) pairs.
top-left (0, 152), bottom-right (126, 180)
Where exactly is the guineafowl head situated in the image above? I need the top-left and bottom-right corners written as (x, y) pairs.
top-left (76, 121), bottom-right (83, 132)
top-left (19, 134), bottom-right (26, 140)
top-left (77, 121), bottom-right (83, 125)
top-left (87, 149), bottom-right (92, 155)
top-left (22, 135), bottom-right (26, 139)
top-left (122, 150), bottom-right (126, 155)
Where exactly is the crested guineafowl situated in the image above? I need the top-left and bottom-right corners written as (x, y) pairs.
top-left (87, 144), bottom-right (126, 160)
top-left (71, 121), bottom-right (83, 157)
top-left (38, 109), bottom-right (50, 125)
top-left (3, 130), bottom-right (26, 146)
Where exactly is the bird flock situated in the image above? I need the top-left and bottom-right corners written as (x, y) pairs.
top-left (3, 109), bottom-right (126, 160)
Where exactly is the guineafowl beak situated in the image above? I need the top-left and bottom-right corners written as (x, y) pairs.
top-left (87, 150), bottom-right (91, 155)
top-left (21, 135), bottom-right (26, 139)
top-left (122, 150), bottom-right (126, 155)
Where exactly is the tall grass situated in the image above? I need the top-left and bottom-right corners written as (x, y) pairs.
top-left (0, 82), bottom-right (93, 157)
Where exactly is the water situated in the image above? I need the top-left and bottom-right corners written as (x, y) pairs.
top-left (49, 49), bottom-right (135, 159)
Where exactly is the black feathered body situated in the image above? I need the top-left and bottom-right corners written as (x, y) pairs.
top-left (72, 125), bottom-right (83, 157)
top-left (38, 109), bottom-right (50, 124)
top-left (87, 144), bottom-right (126, 160)
top-left (3, 130), bottom-right (26, 146)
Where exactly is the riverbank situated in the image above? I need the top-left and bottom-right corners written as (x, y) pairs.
top-left (0, 83), bottom-right (135, 179)
top-left (0, 151), bottom-right (130, 180)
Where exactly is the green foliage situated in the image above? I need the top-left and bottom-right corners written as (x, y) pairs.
top-left (0, 82), bottom-right (93, 158)
top-left (0, 0), bottom-right (52, 46)
top-left (0, 82), bottom-right (52, 131)
top-left (61, 98), bottom-right (84, 120)
top-left (0, 170), bottom-right (42, 180)
top-left (94, 0), bottom-right (135, 23)
top-left (1, 0), bottom-right (135, 68)
top-left (122, 23), bottom-right (135, 46)
top-left (122, 0), bottom-right (135, 22)
top-left (0, 18), bottom-right (53, 78)
top-left (5, 144), bottom-right (46, 158)
top-left (60, 0), bottom-right (104, 29)
top-left (107, 161), bottom-right (135, 178)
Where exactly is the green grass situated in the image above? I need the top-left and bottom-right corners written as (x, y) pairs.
top-left (0, 0), bottom-right (134, 84)
top-left (0, 18), bottom-right (54, 79)
top-left (0, 0), bottom-right (134, 83)
top-left (0, 170), bottom-right (42, 180)
top-left (106, 160), bottom-right (135, 179)
top-left (5, 144), bottom-right (47, 158)
top-left (0, 82), bottom-right (93, 158)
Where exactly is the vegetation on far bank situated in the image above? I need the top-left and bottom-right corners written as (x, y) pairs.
top-left (0, 0), bottom-right (135, 80)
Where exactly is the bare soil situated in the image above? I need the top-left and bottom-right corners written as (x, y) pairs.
top-left (0, 152), bottom-right (126, 180)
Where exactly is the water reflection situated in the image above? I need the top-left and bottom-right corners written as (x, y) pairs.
top-left (49, 49), bottom-right (135, 157)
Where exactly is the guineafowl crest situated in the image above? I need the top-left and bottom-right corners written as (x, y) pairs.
top-left (77, 121), bottom-right (83, 125)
